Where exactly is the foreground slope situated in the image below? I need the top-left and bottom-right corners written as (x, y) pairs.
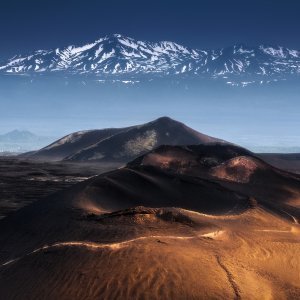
top-left (1, 143), bottom-right (300, 299)
top-left (130, 144), bottom-right (300, 218)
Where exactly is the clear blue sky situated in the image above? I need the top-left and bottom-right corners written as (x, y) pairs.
top-left (0, 0), bottom-right (300, 58)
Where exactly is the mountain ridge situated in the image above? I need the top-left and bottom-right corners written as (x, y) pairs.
top-left (25, 116), bottom-right (226, 162)
top-left (0, 130), bottom-right (55, 153)
top-left (0, 130), bottom-right (37, 142)
top-left (1, 34), bottom-right (299, 86)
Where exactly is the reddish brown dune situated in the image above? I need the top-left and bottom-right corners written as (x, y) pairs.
top-left (0, 204), bottom-right (299, 299)
top-left (129, 144), bottom-right (300, 221)
top-left (210, 156), bottom-right (266, 183)
top-left (0, 144), bottom-right (299, 299)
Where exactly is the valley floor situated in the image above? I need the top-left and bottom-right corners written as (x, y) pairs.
top-left (0, 157), bottom-right (122, 219)
top-left (0, 148), bottom-right (299, 299)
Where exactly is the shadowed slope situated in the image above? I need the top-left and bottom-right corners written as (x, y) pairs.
top-left (128, 143), bottom-right (253, 172)
top-left (23, 128), bottom-right (126, 161)
top-left (0, 163), bottom-right (250, 264)
top-left (128, 144), bottom-right (300, 222)
top-left (1, 143), bottom-right (300, 299)
top-left (24, 117), bottom-right (225, 162)
top-left (66, 117), bottom-right (225, 162)
top-left (75, 166), bottom-right (250, 215)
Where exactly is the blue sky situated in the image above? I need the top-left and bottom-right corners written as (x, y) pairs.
top-left (1, 0), bottom-right (300, 58)
top-left (1, 77), bottom-right (300, 151)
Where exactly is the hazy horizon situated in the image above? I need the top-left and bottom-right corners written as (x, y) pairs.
top-left (1, 0), bottom-right (300, 153)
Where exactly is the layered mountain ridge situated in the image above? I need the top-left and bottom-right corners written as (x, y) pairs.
top-left (25, 117), bottom-right (225, 161)
top-left (1, 34), bottom-right (300, 86)
top-left (0, 130), bottom-right (54, 153)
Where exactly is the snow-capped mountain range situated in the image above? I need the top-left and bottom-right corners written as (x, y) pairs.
top-left (1, 34), bottom-right (299, 85)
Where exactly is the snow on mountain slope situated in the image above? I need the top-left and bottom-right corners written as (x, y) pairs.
top-left (65, 116), bottom-right (225, 162)
top-left (24, 128), bottom-right (127, 161)
top-left (26, 117), bottom-right (225, 162)
top-left (0, 34), bottom-right (299, 85)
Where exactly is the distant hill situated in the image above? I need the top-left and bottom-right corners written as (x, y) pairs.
top-left (0, 130), bottom-right (38, 143)
top-left (0, 130), bottom-right (55, 153)
top-left (25, 117), bottom-right (226, 162)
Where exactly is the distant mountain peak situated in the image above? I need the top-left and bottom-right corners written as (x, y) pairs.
top-left (27, 117), bottom-right (225, 162)
top-left (2, 130), bottom-right (36, 138)
top-left (151, 116), bottom-right (178, 124)
top-left (0, 130), bottom-right (55, 153)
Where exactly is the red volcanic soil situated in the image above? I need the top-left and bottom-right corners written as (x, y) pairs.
top-left (0, 144), bottom-right (299, 299)
top-left (210, 156), bottom-right (264, 183)
top-left (130, 144), bottom-right (300, 219)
